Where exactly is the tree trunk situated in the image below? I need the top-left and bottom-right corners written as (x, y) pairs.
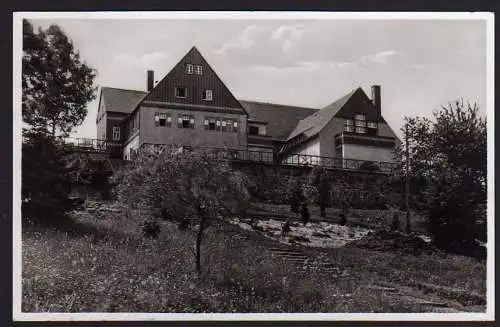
top-left (51, 121), bottom-right (56, 138)
top-left (195, 216), bottom-right (206, 275)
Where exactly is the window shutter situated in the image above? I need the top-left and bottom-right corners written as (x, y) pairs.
top-left (178, 117), bottom-right (183, 128)
top-left (189, 116), bottom-right (195, 129)
top-left (204, 119), bottom-right (209, 130)
top-left (155, 113), bottom-right (160, 127)
top-left (233, 121), bottom-right (238, 132)
top-left (221, 120), bottom-right (226, 132)
top-left (216, 119), bottom-right (221, 131)
top-left (166, 115), bottom-right (172, 127)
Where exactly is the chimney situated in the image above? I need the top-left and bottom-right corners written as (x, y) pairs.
top-left (371, 85), bottom-right (381, 120)
top-left (147, 70), bottom-right (154, 92)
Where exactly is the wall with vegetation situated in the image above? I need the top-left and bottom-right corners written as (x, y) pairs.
top-left (233, 162), bottom-right (419, 210)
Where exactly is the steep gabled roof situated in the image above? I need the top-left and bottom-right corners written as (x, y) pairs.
top-left (143, 46), bottom-right (246, 115)
top-left (286, 88), bottom-right (359, 141)
top-left (239, 100), bottom-right (318, 141)
top-left (100, 87), bottom-right (147, 114)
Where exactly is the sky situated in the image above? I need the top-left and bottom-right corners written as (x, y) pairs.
top-left (28, 15), bottom-right (488, 139)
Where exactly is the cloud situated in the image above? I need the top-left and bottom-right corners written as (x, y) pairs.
top-left (114, 52), bottom-right (169, 68)
top-left (215, 25), bottom-right (270, 56)
top-left (404, 64), bottom-right (427, 70)
top-left (360, 50), bottom-right (402, 64)
top-left (270, 24), bottom-right (306, 54)
top-left (214, 24), bottom-right (313, 68)
top-left (249, 60), bottom-right (360, 75)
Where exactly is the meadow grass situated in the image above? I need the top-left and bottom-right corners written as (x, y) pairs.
top-left (22, 203), bottom-right (486, 313)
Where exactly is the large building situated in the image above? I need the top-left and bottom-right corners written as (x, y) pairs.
top-left (96, 46), bottom-right (400, 166)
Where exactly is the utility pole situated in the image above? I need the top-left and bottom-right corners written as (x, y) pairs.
top-left (405, 122), bottom-right (411, 233)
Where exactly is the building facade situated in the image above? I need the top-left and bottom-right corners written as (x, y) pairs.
top-left (96, 46), bottom-right (400, 166)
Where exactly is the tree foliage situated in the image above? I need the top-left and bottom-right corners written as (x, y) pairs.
top-left (400, 100), bottom-right (486, 255)
top-left (22, 130), bottom-right (76, 225)
top-left (113, 147), bottom-right (251, 274)
top-left (23, 19), bottom-right (97, 137)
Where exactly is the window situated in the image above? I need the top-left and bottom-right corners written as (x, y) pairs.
top-left (367, 121), bottom-right (378, 129)
top-left (202, 89), bottom-right (213, 101)
top-left (204, 117), bottom-right (217, 131)
top-left (195, 65), bottom-right (203, 75)
top-left (175, 87), bottom-right (187, 98)
top-left (344, 119), bottom-right (354, 132)
top-left (355, 114), bottom-right (366, 121)
top-left (112, 127), bottom-right (120, 140)
top-left (155, 113), bottom-right (172, 127)
top-left (355, 120), bottom-right (366, 127)
top-left (249, 126), bottom-right (259, 135)
top-left (355, 127), bottom-right (367, 134)
top-left (178, 115), bottom-right (195, 129)
top-left (186, 64), bottom-right (194, 74)
top-left (354, 114), bottom-right (366, 134)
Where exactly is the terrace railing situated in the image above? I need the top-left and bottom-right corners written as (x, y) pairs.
top-left (62, 138), bottom-right (123, 158)
top-left (61, 140), bottom-right (398, 173)
top-left (200, 147), bottom-right (398, 173)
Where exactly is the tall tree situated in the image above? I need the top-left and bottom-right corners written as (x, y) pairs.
top-left (114, 147), bottom-right (251, 275)
top-left (22, 19), bottom-right (97, 137)
top-left (400, 100), bottom-right (486, 254)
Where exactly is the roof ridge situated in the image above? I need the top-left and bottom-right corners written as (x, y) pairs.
top-left (238, 99), bottom-right (319, 110)
top-left (285, 87), bottom-right (360, 141)
top-left (101, 86), bottom-right (147, 93)
top-left (320, 87), bottom-right (358, 111)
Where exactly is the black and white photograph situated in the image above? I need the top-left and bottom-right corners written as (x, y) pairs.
top-left (13, 11), bottom-right (494, 321)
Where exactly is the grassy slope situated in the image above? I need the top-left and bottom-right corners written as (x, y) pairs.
top-left (22, 203), bottom-right (486, 313)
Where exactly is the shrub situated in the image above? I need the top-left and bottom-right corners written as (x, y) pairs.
top-left (141, 219), bottom-right (161, 239)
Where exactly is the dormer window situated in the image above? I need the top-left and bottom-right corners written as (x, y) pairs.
top-left (367, 121), bottom-right (377, 129)
top-left (195, 65), bottom-right (203, 75)
top-left (175, 87), bottom-right (187, 98)
top-left (186, 64), bottom-right (194, 74)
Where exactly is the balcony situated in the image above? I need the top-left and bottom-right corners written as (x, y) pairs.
top-left (334, 132), bottom-right (396, 149)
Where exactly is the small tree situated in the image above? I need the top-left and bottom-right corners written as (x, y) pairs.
top-left (23, 20), bottom-right (97, 137)
top-left (307, 166), bottom-right (330, 217)
top-left (114, 147), bottom-right (251, 275)
top-left (400, 100), bottom-right (486, 254)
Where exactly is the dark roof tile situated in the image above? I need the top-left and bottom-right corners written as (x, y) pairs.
top-left (101, 87), bottom-right (147, 114)
top-left (238, 100), bottom-right (318, 141)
